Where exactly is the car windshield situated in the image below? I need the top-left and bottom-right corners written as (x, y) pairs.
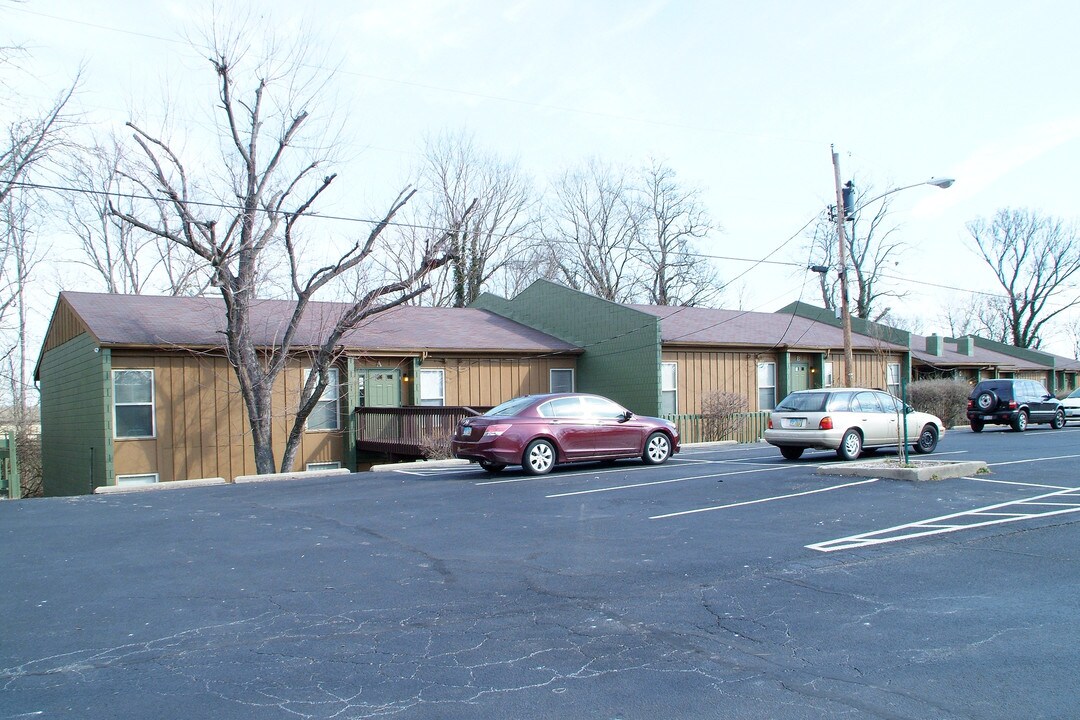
top-left (775, 392), bottom-right (829, 412)
top-left (1069, 388), bottom-right (1080, 399)
top-left (484, 396), bottom-right (536, 417)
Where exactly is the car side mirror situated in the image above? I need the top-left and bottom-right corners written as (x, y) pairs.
top-left (619, 410), bottom-right (633, 422)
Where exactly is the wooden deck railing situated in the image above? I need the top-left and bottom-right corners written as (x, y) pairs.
top-left (663, 411), bottom-right (771, 445)
top-left (355, 406), bottom-right (491, 457)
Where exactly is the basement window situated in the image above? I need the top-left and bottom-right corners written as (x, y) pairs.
top-left (116, 473), bottom-right (158, 486)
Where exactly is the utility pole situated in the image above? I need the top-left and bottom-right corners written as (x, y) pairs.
top-left (831, 146), bottom-right (855, 387)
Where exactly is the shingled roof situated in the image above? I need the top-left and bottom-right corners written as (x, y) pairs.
top-left (57, 292), bottom-right (582, 354)
top-left (910, 332), bottom-right (1080, 373)
top-left (630, 304), bottom-right (908, 350)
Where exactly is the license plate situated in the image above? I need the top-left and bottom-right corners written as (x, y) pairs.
top-left (788, 418), bottom-right (805, 428)
top-left (981, 415), bottom-right (994, 421)
top-left (462, 426), bottom-right (473, 437)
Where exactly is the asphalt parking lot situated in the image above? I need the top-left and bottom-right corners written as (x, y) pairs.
top-left (3, 425), bottom-right (1079, 719)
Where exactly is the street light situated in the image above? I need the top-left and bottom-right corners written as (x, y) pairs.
top-left (830, 146), bottom-right (954, 387)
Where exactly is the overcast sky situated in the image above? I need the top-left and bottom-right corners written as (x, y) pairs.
top-left (7, 1), bottom-right (1080, 352)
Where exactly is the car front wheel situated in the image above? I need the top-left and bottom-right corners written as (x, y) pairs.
top-left (642, 432), bottom-right (672, 465)
top-left (836, 429), bottom-right (863, 461)
top-left (522, 439), bottom-right (556, 475)
top-left (1051, 409), bottom-right (1066, 430)
top-left (913, 425), bottom-right (939, 454)
top-left (1011, 411), bottom-right (1028, 432)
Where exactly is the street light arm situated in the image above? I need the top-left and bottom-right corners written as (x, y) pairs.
top-left (849, 177), bottom-right (955, 216)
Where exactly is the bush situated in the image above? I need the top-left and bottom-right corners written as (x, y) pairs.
top-left (701, 391), bottom-right (749, 441)
top-left (906, 378), bottom-right (971, 428)
top-left (418, 432), bottom-right (454, 461)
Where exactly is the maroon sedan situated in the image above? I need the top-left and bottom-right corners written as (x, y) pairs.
top-left (452, 393), bottom-right (680, 475)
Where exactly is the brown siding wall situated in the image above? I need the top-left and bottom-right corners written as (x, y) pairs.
top-left (664, 348), bottom-right (907, 414)
top-left (825, 350), bottom-right (905, 390)
top-left (42, 299), bottom-right (91, 354)
top-left (111, 351), bottom-right (576, 482)
top-left (1016, 370), bottom-right (1051, 383)
top-left (661, 349), bottom-right (761, 413)
top-left (112, 352), bottom-right (346, 482)
top-left (410, 356), bottom-right (577, 407)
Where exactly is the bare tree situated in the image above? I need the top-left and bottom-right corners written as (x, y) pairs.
top-left (64, 137), bottom-right (210, 295)
top-left (111, 26), bottom-right (467, 475)
top-left (1, 75), bottom-right (79, 208)
top-left (806, 211), bottom-right (837, 311)
top-left (968, 208), bottom-right (1080, 349)
top-left (418, 130), bottom-right (535, 307)
top-left (540, 158), bottom-right (642, 302)
top-left (847, 182), bottom-right (907, 321)
top-left (939, 293), bottom-right (1011, 343)
top-left (0, 31), bottom-right (79, 496)
top-left (806, 180), bottom-right (906, 320)
top-left (0, 190), bottom-right (44, 495)
top-left (635, 159), bottom-right (720, 306)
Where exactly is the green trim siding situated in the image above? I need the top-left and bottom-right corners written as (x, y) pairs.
top-left (473, 280), bottom-right (663, 415)
top-left (40, 334), bottom-right (112, 496)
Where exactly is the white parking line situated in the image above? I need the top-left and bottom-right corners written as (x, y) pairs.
top-left (987, 453), bottom-right (1080, 467)
top-left (649, 479), bottom-right (880, 519)
top-left (545, 463), bottom-right (808, 498)
top-left (807, 485), bottom-right (1080, 552)
top-left (962, 477), bottom-right (1071, 490)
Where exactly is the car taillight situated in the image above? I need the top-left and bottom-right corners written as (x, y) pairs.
top-left (1008, 401), bottom-right (1018, 409)
top-left (482, 424), bottom-right (512, 438)
top-left (767, 417), bottom-right (774, 429)
top-left (967, 400), bottom-right (974, 409)
top-left (819, 416), bottom-right (834, 430)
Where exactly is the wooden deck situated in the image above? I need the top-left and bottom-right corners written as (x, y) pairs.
top-left (355, 406), bottom-right (491, 457)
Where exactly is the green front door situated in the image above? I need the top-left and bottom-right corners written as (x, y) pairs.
top-left (790, 362), bottom-right (810, 392)
top-left (364, 369), bottom-right (401, 407)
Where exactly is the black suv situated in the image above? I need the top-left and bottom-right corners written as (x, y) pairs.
top-left (967, 379), bottom-right (1065, 432)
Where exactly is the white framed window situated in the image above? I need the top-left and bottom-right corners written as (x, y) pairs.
top-left (306, 461), bottom-right (342, 471)
top-left (823, 362), bottom-right (834, 388)
top-left (419, 368), bottom-right (445, 406)
top-left (661, 362), bottom-right (678, 415)
top-left (550, 368), bottom-right (574, 393)
top-left (113, 369), bottom-right (155, 438)
top-left (116, 473), bottom-right (158, 486)
top-left (307, 367), bottom-right (341, 431)
top-left (757, 362), bottom-right (777, 410)
top-left (887, 363), bottom-right (902, 398)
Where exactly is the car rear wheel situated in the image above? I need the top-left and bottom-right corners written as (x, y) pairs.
top-left (642, 432), bottom-right (672, 465)
top-left (1011, 410), bottom-right (1028, 432)
top-left (780, 446), bottom-right (805, 460)
top-left (975, 390), bottom-right (997, 411)
top-left (836, 429), bottom-right (863, 461)
top-left (913, 425), bottom-right (939, 454)
top-left (970, 420), bottom-right (984, 433)
top-left (522, 439), bottom-right (556, 475)
top-left (478, 460), bottom-right (506, 473)
top-left (1051, 409), bottom-right (1066, 429)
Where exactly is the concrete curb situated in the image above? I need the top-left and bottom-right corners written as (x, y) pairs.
top-left (369, 459), bottom-right (472, 472)
top-left (817, 459), bottom-right (989, 482)
top-left (94, 477), bottom-right (228, 494)
top-left (233, 468), bottom-right (352, 484)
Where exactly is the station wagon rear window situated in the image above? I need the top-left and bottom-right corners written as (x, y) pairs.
top-left (775, 392), bottom-right (829, 412)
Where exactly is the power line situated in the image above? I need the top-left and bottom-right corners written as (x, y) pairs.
top-left (8, 179), bottom-right (806, 270)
